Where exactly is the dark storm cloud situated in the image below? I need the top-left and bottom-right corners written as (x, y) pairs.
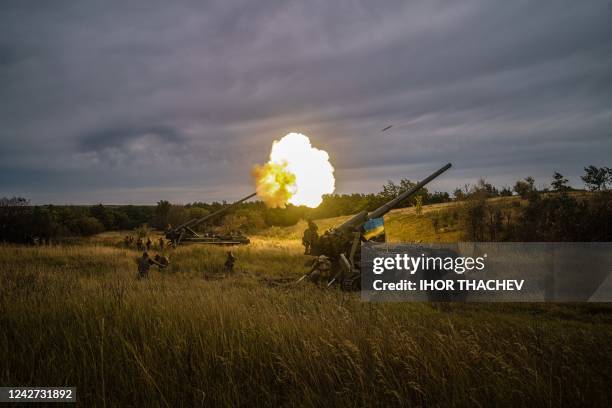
top-left (1, 0), bottom-right (611, 203)
top-left (79, 126), bottom-right (182, 150)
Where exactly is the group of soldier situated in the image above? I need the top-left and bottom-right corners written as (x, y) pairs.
top-left (137, 251), bottom-right (170, 279)
top-left (301, 219), bottom-right (333, 286)
top-left (137, 249), bottom-right (236, 279)
top-left (124, 235), bottom-right (166, 252)
top-left (133, 238), bottom-right (236, 280)
top-left (124, 235), bottom-right (170, 279)
top-left (133, 218), bottom-right (327, 283)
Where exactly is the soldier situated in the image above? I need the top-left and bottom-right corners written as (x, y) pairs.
top-left (146, 237), bottom-right (152, 251)
top-left (136, 238), bottom-right (144, 251)
top-left (124, 235), bottom-right (131, 247)
top-left (224, 251), bottom-right (236, 274)
top-left (166, 230), bottom-right (179, 247)
top-left (309, 255), bottom-right (331, 285)
top-left (302, 219), bottom-right (319, 255)
top-left (137, 252), bottom-right (162, 279)
top-left (158, 237), bottom-right (165, 251)
top-left (154, 254), bottom-right (170, 270)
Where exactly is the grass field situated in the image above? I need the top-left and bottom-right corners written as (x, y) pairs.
top-left (1, 205), bottom-right (612, 406)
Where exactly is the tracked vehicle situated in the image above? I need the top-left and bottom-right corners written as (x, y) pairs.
top-left (165, 193), bottom-right (256, 245)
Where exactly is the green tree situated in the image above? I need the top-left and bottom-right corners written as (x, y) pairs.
top-left (428, 191), bottom-right (451, 204)
top-left (90, 204), bottom-right (115, 229)
top-left (551, 171), bottom-right (570, 192)
top-left (31, 207), bottom-right (61, 242)
top-left (154, 200), bottom-right (172, 229)
top-left (73, 216), bottom-right (105, 236)
top-left (461, 197), bottom-right (487, 241)
top-left (167, 205), bottom-right (190, 228)
top-left (112, 211), bottom-right (132, 230)
top-left (234, 208), bottom-right (266, 232)
top-left (513, 177), bottom-right (536, 198)
top-left (0, 197), bottom-right (31, 243)
top-left (581, 165), bottom-right (610, 191)
top-left (378, 178), bottom-right (428, 208)
top-left (220, 214), bottom-right (248, 234)
top-left (472, 178), bottom-right (498, 197)
top-left (453, 188), bottom-right (466, 201)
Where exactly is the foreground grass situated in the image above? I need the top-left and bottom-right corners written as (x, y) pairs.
top-left (1, 242), bottom-right (612, 407)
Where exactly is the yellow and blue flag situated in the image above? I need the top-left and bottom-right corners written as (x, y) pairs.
top-left (363, 217), bottom-right (385, 241)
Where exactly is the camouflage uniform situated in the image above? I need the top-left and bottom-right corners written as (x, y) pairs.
top-left (137, 253), bottom-right (152, 279)
top-left (158, 237), bottom-right (165, 251)
top-left (166, 230), bottom-right (179, 247)
top-left (309, 255), bottom-right (331, 285)
top-left (154, 254), bottom-right (170, 269)
top-left (225, 251), bottom-right (236, 273)
top-left (302, 220), bottom-right (319, 255)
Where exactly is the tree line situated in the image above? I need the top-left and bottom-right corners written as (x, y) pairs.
top-left (0, 201), bottom-right (153, 244)
top-left (1, 165), bottom-right (609, 243)
top-left (458, 166), bottom-right (612, 242)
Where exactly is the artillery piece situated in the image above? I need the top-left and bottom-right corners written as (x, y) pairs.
top-left (311, 163), bottom-right (452, 290)
top-left (165, 193), bottom-right (256, 245)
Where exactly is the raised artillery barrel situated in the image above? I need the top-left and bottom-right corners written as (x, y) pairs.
top-left (335, 163), bottom-right (452, 231)
top-left (171, 192), bottom-right (257, 233)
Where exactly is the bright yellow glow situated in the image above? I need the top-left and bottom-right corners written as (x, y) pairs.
top-left (253, 133), bottom-right (335, 208)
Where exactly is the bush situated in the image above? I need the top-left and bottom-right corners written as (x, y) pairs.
top-left (135, 224), bottom-right (151, 238)
top-left (73, 216), bottom-right (105, 236)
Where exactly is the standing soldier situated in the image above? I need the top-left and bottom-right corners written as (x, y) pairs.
top-left (302, 219), bottom-right (319, 255)
top-left (124, 235), bottom-right (131, 248)
top-left (224, 251), bottom-right (236, 274)
top-left (137, 252), bottom-right (162, 279)
top-left (146, 237), bottom-right (152, 251)
top-left (136, 238), bottom-right (144, 251)
top-left (166, 229), bottom-right (179, 247)
top-left (158, 237), bottom-right (165, 251)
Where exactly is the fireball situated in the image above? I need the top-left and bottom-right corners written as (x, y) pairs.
top-left (253, 133), bottom-right (335, 208)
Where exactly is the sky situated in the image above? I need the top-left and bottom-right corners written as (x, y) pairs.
top-left (1, 0), bottom-right (611, 204)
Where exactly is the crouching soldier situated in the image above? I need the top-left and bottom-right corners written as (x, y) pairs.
top-left (137, 252), bottom-right (162, 279)
top-left (154, 254), bottom-right (170, 270)
top-left (309, 255), bottom-right (331, 285)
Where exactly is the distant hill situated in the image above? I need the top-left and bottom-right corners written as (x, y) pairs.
top-left (263, 196), bottom-right (523, 243)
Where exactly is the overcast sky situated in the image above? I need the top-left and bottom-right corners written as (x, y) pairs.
top-left (2, 1), bottom-right (611, 204)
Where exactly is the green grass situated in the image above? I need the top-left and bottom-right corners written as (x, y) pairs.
top-left (1, 205), bottom-right (612, 407)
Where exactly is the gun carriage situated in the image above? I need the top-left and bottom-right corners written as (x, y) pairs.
top-left (165, 193), bottom-right (256, 245)
top-left (311, 163), bottom-right (452, 290)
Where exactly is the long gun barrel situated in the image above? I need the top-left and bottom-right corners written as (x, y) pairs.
top-left (336, 163), bottom-right (452, 231)
top-left (172, 192), bottom-right (257, 233)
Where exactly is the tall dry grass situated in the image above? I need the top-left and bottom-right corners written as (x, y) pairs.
top-left (1, 236), bottom-right (612, 406)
